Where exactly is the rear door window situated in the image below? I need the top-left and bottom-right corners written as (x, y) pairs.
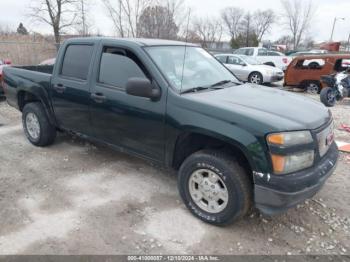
top-left (257, 48), bottom-right (268, 56)
top-left (228, 56), bottom-right (243, 65)
top-left (245, 48), bottom-right (254, 56)
top-left (61, 44), bottom-right (93, 80)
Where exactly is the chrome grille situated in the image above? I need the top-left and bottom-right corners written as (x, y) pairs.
top-left (317, 122), bottom-right (334, 157)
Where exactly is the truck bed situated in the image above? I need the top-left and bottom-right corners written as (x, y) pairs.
top-left (14, 65), bottom-right (54, 75)
top-left (3, 65), bottom-right (53, 110)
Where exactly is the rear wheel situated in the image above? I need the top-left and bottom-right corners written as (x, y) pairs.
top-left (320, 87), bottom-right (337, 107)
top-left (248, 72), bottom-right (263, 85)
top-left (22, 102), bottom-right (56, 146)
top-left (305, 81), bottom-right (321, 94)
top-left (178, 150), bottom-right (252, 225)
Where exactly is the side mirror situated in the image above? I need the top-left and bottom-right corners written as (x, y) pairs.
top-left (126, 77), bottom-right (160, 100)
top-left (241, 63), bottom-right (247, 66)
top-left (4, 59), bottom-right (11, 65)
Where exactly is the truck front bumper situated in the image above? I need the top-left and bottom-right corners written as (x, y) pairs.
top-left (254, 143), bottom-right (339, 215)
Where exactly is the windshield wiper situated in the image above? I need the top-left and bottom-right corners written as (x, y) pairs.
top-left (181, 80), bottom-right (239, 94)
top-left (181, 86), bottom-right (212, 94)
top-left (210, 80), bottom-right (237, 87)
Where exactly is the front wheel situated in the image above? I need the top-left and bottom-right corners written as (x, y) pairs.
top-left (248, 72), bottom-right (263, 85)
top-left (320, 87), bottom-right (337, 107)
top-left (22, 102), bottom-right (57, 146)
top-left (178, 150), bottom-right (252, 225)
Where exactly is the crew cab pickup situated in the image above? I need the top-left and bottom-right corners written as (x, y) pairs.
top-left (233, 47), bottom-right (292, 71)
top-left (3, 38), bottom-right (338, 225)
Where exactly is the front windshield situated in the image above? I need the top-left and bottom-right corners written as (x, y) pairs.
top-left (145, 46), bottom-right (240, 93)
top-left (240, 56), bottom-right (260, 65)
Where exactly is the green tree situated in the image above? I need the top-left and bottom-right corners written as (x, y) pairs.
top-left (17, 23), bottom-right (28, 35)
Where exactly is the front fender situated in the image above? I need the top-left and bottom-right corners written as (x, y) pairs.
top-left (165, 105), bottom-right (271, 177)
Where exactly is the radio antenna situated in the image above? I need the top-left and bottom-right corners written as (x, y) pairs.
top-left (180, 8), bottom-right (192, 93)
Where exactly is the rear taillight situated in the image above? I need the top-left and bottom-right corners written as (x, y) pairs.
top-left (282, 58), bottom-right (288, 64)
top-left (1, 73), bottom-right (5, 92)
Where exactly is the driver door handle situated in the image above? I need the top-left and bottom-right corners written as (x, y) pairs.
top-left (53, 84), bottom-right (66, 93)
top-left (91, 93), bottom-right (106, 103)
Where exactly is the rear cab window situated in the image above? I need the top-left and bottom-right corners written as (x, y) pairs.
top-left (294, 59), bottom-right (326, 70)
top-left (60, 44), bottom-right (94, 80)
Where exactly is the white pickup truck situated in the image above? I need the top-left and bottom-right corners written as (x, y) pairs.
top-left (233, 47), bottom-right (292, 71)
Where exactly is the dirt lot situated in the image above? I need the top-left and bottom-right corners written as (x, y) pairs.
top-left (0, 92), bottom-right (349, 255)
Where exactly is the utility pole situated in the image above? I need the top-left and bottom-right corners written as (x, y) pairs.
top-left (347, 33), bottom-right (350, 52)
top-left (246, 13), bottom-right (250, 47)
top-left (81, 0), bottom-right (86, 36)
top-left (330, 17), bottom-right (345, 41)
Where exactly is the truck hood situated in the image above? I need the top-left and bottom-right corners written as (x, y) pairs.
top-left (185, 84), bottom-right (331, 132)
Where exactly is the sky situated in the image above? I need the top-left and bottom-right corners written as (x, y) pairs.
top-left (0, 0), bottom-right (350, 43)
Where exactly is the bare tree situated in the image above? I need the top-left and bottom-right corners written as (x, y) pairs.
top-left (253, 9), bottom-right (275, 42)
top-left (240, 12), bottom-right (256, 47)
top-left (75, 0), bottom-right (93, 36)
top-left (164, 0), bottom-right (185, 37)
top-left (192, 17), bottom-right (223, 48)
top-left (137, 5), bottom-right (179, 39)
top-left (102, 0), bottom-right (149, 37)
top-left (221, 7), bottom-right (244, 39)
top-left (281, 0), bottom-right (316, 50)
top-left (29, 0), bottom-right (79, 48)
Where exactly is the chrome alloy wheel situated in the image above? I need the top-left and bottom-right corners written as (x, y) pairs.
top-left (250, 74), bottom-right (262, 84)
top-left (25, 112), bottom-right (40, 140)
top-left (188, 169), bottom-right (229, 214)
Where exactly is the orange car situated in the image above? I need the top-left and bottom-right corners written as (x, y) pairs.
top-left (284, 54), bottom-right (350, 94)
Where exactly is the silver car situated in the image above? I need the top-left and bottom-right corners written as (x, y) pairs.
top-left (215, 54), bottom-right (284, 85)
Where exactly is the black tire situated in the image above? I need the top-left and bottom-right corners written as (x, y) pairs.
top-left (178, 150), bottom-right (252, 226)
top-left (304, 81), bottom-right (321, 94)
top-left (320, 87), bottom-right (337, 107)
top-left (248, 72), bottom-right (263, 85)
top-left (22, 102), bottom-right (56, 146)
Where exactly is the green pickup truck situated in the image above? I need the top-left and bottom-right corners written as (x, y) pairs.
top-left (3, 38), bottom-right (338, 225)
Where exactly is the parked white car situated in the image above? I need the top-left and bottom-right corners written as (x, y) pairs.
top-left (233, 47), bottom-right (292, 71)
top-left (215, 54), bottom-right (284, 85)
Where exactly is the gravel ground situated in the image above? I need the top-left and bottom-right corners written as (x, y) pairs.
top-left (0, 93), bottom-right (349, 255)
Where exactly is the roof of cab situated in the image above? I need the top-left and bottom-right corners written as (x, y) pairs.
top-left (65, 37), bottom-right (199, 47)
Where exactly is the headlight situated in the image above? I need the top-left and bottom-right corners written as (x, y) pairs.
top-left (270, 151), bottom-right (315, 174)
top-left (267, 131), bottom-right (315, 174)
top-left (267, 131), bottom-right (313, 147)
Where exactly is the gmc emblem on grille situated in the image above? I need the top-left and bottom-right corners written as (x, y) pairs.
top-left (326, 132), bottom-right (334, 146)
